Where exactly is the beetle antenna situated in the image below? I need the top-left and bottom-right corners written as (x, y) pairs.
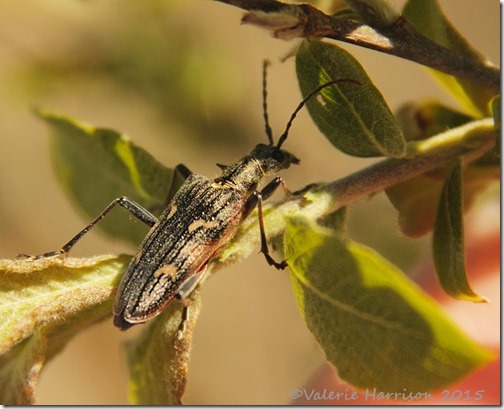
top-left (262, 60), bottom-right (275, 145)
top-left (276, 78), bottom-right (362, 149)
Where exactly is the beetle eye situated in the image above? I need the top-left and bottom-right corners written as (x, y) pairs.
top-left (271, 149), bottom-right (284, 162)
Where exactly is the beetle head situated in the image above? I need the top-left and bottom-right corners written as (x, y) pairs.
top-left (251, 143), bottom-right (300, 174)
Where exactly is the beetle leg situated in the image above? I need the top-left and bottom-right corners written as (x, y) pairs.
top-left (243, 176), bottom-right (289, 219)
top-left (175, 264), bottom-right (208, 300)
top-left (17, 196), bottom-right (158, 260)
top-left (175, 304), bottom-right (190, 341)
top-left (256, 192), bottom-right (288, 270)
top-left (260, 176), bottom-right (292, 199)
top-left (244, 176), bottom-right (290, 270)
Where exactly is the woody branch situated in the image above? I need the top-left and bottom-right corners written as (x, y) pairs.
top-left (213, 0), bottom-right (499, 92)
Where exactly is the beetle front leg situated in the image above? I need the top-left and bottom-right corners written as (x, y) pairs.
top-left (244, 177), bottom-right (289, 270)
top-left (243, 176), bottom-right (289, 219)
top-left (260, 176), bottom-right (291, 200)
top-left (256, 192), bottom-right (288, 270)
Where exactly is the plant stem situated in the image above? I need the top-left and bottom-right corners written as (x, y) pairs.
top-left (293, 119), bottom-right (495, 213)
top-left (220, 119), bottom-right (496, 264)
top-left (213, 0), bottom-right (500, 92)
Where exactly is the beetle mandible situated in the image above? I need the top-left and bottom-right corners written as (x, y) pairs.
top-left (20, 62), bottom-right (360, 330)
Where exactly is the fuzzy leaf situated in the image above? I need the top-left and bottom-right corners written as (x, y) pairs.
top-left (296, 39), bottom-right (405, 158)
top-left (0, 255), bottom-right (129, 404)
top-left (37, 110), bottom-right (174, 246)
top-left (403, 0), bottom-right (497, 116)
top-left (432, 162), bottom-right (488, 302)
top-left (126, 290), bottom-right (202, 405)
top-left (284, 217), bottom-right (492, 392)
top-left (0, 330), bottom-right (45, 405)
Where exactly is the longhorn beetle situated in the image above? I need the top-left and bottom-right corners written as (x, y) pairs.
top-left (20, 62), bottom-right (360, 330)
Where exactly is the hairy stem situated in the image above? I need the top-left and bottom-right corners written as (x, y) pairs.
top-left (219, 118), bottom-right (496, 264)
top-left (287, 119), bottom-right (495, 214)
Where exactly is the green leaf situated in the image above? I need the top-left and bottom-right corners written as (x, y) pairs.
top-left (0, 255), bottom-right (129, 404)
top-left (284, 217), bottom-right (492, 392)
top-left (125, 290), bottom-right (201, 405)
top-left (403, 0), bottom-right (497, 116)
top-left (432, 162), bottom-right (487, 302)
top-left (36, 110), bottom-right (174, 246)
top-left (0, 330), bottom-right (45, 405)
top-left (296, 39), bottom-right (406, 158)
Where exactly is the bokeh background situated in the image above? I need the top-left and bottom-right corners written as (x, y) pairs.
top-left (0, 0), bottom-right (499, 405)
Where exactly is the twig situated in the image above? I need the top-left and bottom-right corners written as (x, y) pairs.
top-left (213, 0), bottom-right (500, 92)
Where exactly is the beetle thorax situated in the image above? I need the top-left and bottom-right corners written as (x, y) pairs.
top-left (214, 143), bottom-right (300, 195)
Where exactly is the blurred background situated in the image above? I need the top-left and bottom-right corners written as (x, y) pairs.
top-left (0, 0), bottom-right (499, 404)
